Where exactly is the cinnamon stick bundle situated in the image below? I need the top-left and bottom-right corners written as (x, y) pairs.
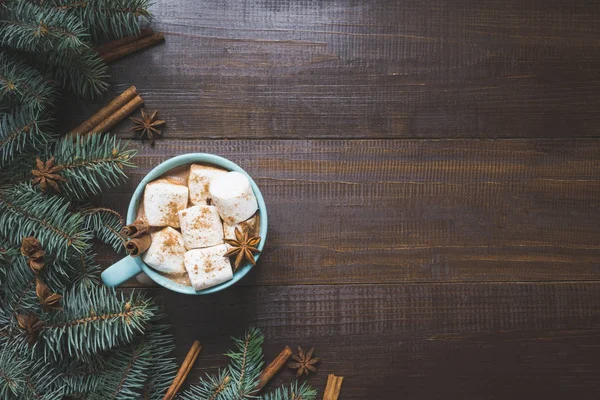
top-left (125, 235), bottom-right (152, 257)
top-left (163, 340), bottom-right (202, 400)
top-left (121, 219), bottom-right (151, 238)
top-left (89, 95), bottom-right (143, 134)
top-left (322, 374), bottom-right (344, 400)
top-left (70, 86), bottom-right (138, 136)
top-left (256, 346), bottom-right (293, 392)
top-left (101, 32), bottom-right (165, 63)
top-left (69, 86), bottom-right (144, 137)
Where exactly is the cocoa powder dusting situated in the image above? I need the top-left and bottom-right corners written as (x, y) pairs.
top-left (163, 200), bottom-right (180, 226)
top-left (160, 231), bottom-right (180, 255)
top-left (204, 259), bottom-right (215, 274)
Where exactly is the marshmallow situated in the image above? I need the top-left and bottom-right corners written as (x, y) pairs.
top-left (223, 214), bottom-right (260, 240)
top-left (184, 244), bottom-right (233, 291)
top-left (143, 179), bottom-right (189, 227)
top-left (178, 205), bottom-right (224, 249)
top-left (142, 227), bottom-right (187, 274)
top-left (188, 164), bottom-right (228, 205)
top-left (209, 171), bottom-right (258, 224)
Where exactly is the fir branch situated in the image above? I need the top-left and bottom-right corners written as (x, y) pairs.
top-left (1, 257), bottom-right (38, 315)
top-left (68, 249), bottom-right (101, 289)
top-left (0, 232), bottom-right (97, 295)
top-left (27, 45), bottom-right (109, 99)
top-left (82, 207), bottom-right (126, 253)
top-left (0, 236), bottom-right (20, 286)
top-left (59, 322), bottom-right (175, 398)
top-left (42, 286), bottom-right (156, 360)
top-left (43, 0), bottom-right (152, 40)
top-left (260, 382), bottom-right (317, 400)
top-left (51, 134), bottom-right (136, 200)
top-left (0, 347), bottom-right (27, 399)
top-left (179, 328), bottom-right (267, 400)
top-left (0, 183), bottom-right (91, 260)
top-left (0, 106), bottom-right (54, 167)
top-left (20, 357), bottom-right (64, 400)
top-left (177, 370), bottom-right (231, 400)
top-left (57, 354), bottom-right (113, 396)
top-left (0, 51), bottom-right (58, 113)
top-left (100, 342), bottom-right (152, 399)
top-left (141, 323), bottom-right (177, 400)
top-left (0, 1), bottom-right (90, 53)
top-left (227, 327), bottom-right (264, 397)
top-left (0, 149), bottom-right (37, 187)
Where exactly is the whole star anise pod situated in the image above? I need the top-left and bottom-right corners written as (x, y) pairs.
top-left (130, 109), bottom-right (165, 145)
top-left (16, 313), bottom-right (44, 345)
top-left (223, 227), bottom-right (261, 271)
top-left (288, 346), bottom-right (320, 377)
top-left (32, 157), bottom-right (66, 193)
top-left (20, 237), bottom-right (45, 273)
top-left (35, 278), bottom-right (63, 312)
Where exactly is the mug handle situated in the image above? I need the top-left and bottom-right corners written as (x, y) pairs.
top-left (101, 256), bottom-right (142, 287)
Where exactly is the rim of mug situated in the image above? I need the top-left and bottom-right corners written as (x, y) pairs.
top-left (126, 153), bottom-right (268, 295)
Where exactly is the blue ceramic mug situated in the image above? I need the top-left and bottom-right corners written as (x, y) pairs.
top-left (101, 153), bottom-right (268, 294)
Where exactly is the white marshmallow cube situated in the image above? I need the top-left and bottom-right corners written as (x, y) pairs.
top-left (184, 244), bottom-right (233, 291)
top-left (144, 179), bottom-right (189, 227)
top-left (209, 171), bottom-right (258, 224)
top-left (178, 205), bottom-right (224, 249)
top-left (142, 227), bottom-right (187, 274)
top-left (223, 214), bottom-right (260, 240)
top-left (188, 164), bottom-right (228, 205)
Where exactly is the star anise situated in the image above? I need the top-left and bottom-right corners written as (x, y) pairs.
top-left (223, 227), bottom-right (261, 271)
top-left (16, 313), bottom-right (44, 345)
top-left (288, 347), bottom-right (320, 377)
top-left (130, 109), bottom-right (165, 145)
top-left (21, 237), bottom-right (41, 257)
top-left (35, 278), bottom-right (63, 312)
top-left (20, 237), bottom-right (45, 273)
top-left (32, 157), bottom-right (66, 193)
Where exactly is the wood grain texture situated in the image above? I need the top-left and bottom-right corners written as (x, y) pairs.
top-left (74, 1), bottom-right (600, 397)
top-left (152, 282), bottom-right (600, 399)
top-left (98, 139), bottom-right (600, 286)
top-left (61, 0), bottom-right (600, 139)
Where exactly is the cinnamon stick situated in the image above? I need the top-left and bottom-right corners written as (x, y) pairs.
top-left (95, 28), bottom-right (154, 55)
top-left (322, 374), bottom-right (344, 400)
top-left (125, 235), bottom-right (152, 257)
top-left (69, 86), bottom-right (138, 136)
top-left (163, 340), bottom-right (202, 400)
top-left (255, 346), bottom-right (293, 392)
top-left (101, 32), bottom-right (165, 63)
top-left (88, 95), bottom-right (144, 135)
top-left (121, 219), bottom-right (151, 238)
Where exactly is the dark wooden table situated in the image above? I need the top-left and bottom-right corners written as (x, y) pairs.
top-left (81, 1), bottom-right (600, 398)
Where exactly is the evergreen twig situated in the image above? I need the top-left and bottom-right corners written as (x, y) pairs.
top-left (0, 51), bottom-right (58, 113)
top-left (0, 106), bottom-right (54, 167)
top-left (29, 46), bottom-right (109, 99)
top-left (0, 184), bottom-right (91, 259)
top-left (42, 286), bottom-right (156, 360)
top-left (82, 206), bottom-right (126, 253)
top-left (179, 328), bottom-right (316, 400)
top-left (44, 0), bottom-right (153, 40)
top-left (0, 1), bottom-right (90, 53)
top-left (52, 133), bottom-right (136, 200)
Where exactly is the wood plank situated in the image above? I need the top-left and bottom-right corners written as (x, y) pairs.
top-left (62, 0), bottom-right (600, 139)
top-left (96, 139), bottom-right (600, 285)
top-left (153, 282), bottom-right (600, 399)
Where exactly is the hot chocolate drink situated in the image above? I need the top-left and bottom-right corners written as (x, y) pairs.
top-left (131, 163), bottom-right (261, 289)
